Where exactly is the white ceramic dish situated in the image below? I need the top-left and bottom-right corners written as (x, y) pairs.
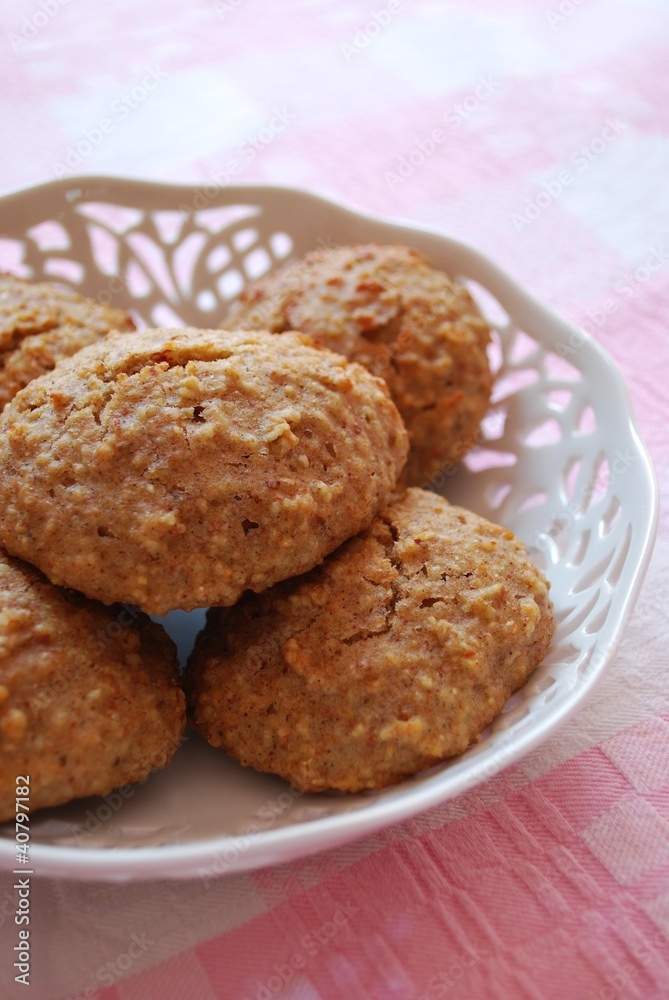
top-left (0, 178), bottom-right (658, 881)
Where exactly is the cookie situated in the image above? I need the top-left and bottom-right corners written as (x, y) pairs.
top-left (186, 488), bottom-right (554, 793)
top-left (0, 273), bottom-right (134, 411)
top-left (226, 244), bottom-right (492, 487)
top-left (0, 327), bottom-right (408, 616)
top-left (0, 548), bottom-right (185, 820)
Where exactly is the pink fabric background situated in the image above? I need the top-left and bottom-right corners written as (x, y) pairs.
top-left (1, 1), bottom-right (668, 997)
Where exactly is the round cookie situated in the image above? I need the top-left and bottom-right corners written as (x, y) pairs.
top-left (0, 548), bottom-right (185, 821)
top-left (0, 273), bottom-right (134, 411)
top-left (226, 244), bottom-right (492, 487)
top-left (0, 327), bottom-right (408, 616)
top-left (186, 488), bottom-right (554, 793)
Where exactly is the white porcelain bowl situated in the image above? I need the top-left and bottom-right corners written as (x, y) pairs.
top-left (0, 178), bottom-right (658, 881)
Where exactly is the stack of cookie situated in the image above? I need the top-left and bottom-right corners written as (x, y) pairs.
top-left (0, 247), bottom-right (554, 818)
top-left (0, 277), bottom-right (186, 821)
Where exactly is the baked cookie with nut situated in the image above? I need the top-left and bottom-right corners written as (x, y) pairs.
top-left (226, 244), bottom-right (492, 486)
top-left (0, 273), bottom-right (134, 411)
top-left (0, 548), bottom-right (184, 820)
top-left (186, 488), bottom-right (554, 792)
top-left (0, 327), bottom-right (408, 615)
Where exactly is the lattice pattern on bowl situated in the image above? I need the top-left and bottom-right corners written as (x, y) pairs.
top-left (0, 178), bottom-right (658, 879)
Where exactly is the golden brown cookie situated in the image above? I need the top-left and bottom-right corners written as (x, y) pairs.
top-left (0, 273), bottom-right (134, 411)
top-left (186, 488), bottom-right (554, 793)
top-left (0, 327), bottom-right (408, 616)
top-left (0, 548), bottom-right (185, 820)
top-left (226, 244), bottom-right (492, 487)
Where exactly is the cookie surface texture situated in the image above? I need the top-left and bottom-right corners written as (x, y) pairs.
top-left (0, 549), bottom-right (185, 820)
top-left (227, 244), bottom-right (492, 487)
top-left (186, 488), bottom-right (555, 792)
top-left (0, 327), bottom-right (408, 615)
top-left (0, 273), bottom-right (134, 411)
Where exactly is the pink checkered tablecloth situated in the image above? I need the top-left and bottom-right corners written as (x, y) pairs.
top-left (1, 1), bottom-right (668, 998)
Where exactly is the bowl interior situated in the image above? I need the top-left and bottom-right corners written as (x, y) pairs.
top-left (0, 179), bottom-right (657, 878)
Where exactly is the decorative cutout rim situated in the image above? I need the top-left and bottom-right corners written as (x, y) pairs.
top-left (0, 177), bottom-right (659, 881)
